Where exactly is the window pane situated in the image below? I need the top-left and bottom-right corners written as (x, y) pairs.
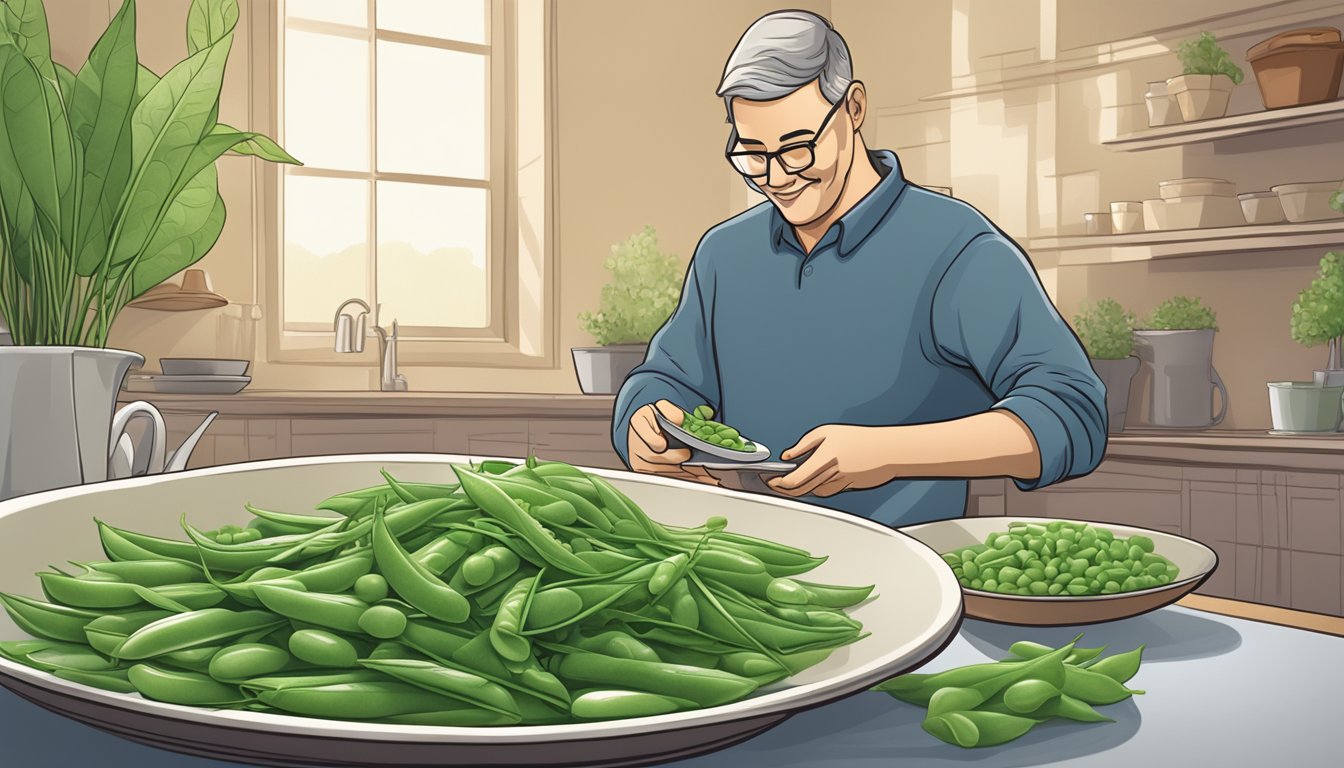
top-left (284, 30), bottom-right (369, 171)
top-left (285, 175), bottom-right (370, 325)
top-left (377, 0), bottom-right (486, 44)
top-left (377, 42), bottom-right (486, 179)
top-left (376, 181), bottom-right (488, 328)
top-left (286, 0), bottom-right (367, 27)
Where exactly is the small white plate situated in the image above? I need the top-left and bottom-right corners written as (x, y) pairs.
top-left (124, 374), bottom-right (251, 395)
top-left (655, 409), bottom-right (771, 463)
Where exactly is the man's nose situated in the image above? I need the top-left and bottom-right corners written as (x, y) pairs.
top-left (763, 155), bottom-right (792, 188)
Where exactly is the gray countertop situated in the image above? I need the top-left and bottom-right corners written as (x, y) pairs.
top-left (0, 606), bottom-right (1336, 767)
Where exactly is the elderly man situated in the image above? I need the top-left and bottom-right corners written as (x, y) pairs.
top-left (610, 10), bottom-right (1107, 526)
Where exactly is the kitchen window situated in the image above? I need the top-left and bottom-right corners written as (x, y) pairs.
top-left (271, 0), bottom-right (555, 366)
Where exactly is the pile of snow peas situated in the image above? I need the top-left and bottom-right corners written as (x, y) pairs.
top-left (681, 405), bottom-right (755, 452)
top-left (942, 520), bottom-right (1180, 596)
top-left (872, 634), bottom-right (1145, 748)
top-left (0, 458), bottom-right (874, 725)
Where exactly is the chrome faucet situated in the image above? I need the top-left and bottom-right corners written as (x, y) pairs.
top-left (333, 298), bottom-right (409, 391)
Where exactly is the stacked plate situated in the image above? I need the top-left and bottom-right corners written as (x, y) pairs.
top-left (124, 358), bottom-right (251, 395)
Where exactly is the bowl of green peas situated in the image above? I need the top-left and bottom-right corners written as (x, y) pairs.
top-left (655, 405), bottom-right (772, 464)
top-left (900, 516), bottom-right (1217, 625)
top-left (0, 454), bottom-right (962, 767)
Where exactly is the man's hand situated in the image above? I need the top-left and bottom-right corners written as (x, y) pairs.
top-left (767, 424), bottom-right (903, 498)
top-left (627, 400), bottom-right (719, 485)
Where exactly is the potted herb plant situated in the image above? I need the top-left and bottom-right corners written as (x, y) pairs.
top-left (1073, 299), bottom-right (1139, 434)
top-left (1134, 296), bottom-right (1227, 428)
top-left (573, 225), bottom-right (682, 395)
top-left (1271, 251), bottom-right (1344, 432)
top-left (1167, 32), bottom-right (1244, 121)
top-left (0, 0), bottom-right (299, 500)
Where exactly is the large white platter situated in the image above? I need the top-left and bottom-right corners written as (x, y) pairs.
top-left (0, 454), bottom-right (962, 767)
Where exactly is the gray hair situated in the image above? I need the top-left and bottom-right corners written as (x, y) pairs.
top-left (717, 11), bottom-right (853, 121)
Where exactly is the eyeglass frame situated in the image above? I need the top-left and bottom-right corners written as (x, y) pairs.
top-left (723, 82), bottom-right (860, 180)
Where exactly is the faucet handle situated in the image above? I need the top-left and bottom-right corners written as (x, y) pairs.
top-left (334, 314), bottom-right (354, 352)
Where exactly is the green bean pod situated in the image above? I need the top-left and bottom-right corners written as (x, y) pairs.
top-left (128, 664), bottom-right (245, 706)
top-left (1061, 664), bottom-right (1144, 705)
top-left (80, 560), bottom-right (205, 587)
top-left (0, 593), bottom-right (111, 644)
top-left (289, 629), bottom-right (359, 668)
top-left (116, 609), bottom-right (285, 661)
top-left (555, 652), bottom-right (758, 708)
top-left (359, 658), bottom-right (521, 717)
top-left (922, 710), bottom-right (1040, 748)
top-left (251, 585), bottom-right (369, 634)
top-left (82, 610), bottom-right (175, 656)
top-left (53, 667), bottom-right (138, 694)
top-left (489, 576), bottom-right (536, 662)
top-left (455, 468), bottom-right (598, 576)
top-left (570, 689), bottom-right (696, 719)
top-left (372, 509), bottom-right (470, 624)
top-left (208, 643), bottom-right (292, 680)
top-left (257, 681), bottom-right (462, 719)
top-left (244, 503), bottom-right (345, 532)
top-left (1084, 645), bottom-right (1144, 684)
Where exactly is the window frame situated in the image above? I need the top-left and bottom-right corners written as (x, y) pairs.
top-left (259, 0), bottom-right (556, 368)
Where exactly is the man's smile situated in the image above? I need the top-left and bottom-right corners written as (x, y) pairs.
top-left (770, 181), bottom-right (814, 201)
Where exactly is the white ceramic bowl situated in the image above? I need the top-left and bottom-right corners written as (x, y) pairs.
top-left (1271, 181), bottom-right (1344, 222)
top-left (1159, 177), bottom-right (1235, 199)
top-left (1152, 194), bottom-right (1244, 230)
top-left (1109, 201), bottom-right (1144, 233)
top-left (900, 516), bottom-right (1217, 626)
top-left (0, 455), bottom-right (962, 768)
top-left (159, 358), bottom-right (250, 377)
top-left (1238, 191), bottom-right (1287, 225)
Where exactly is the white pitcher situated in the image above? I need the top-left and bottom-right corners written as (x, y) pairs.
top-left (0, 347), bottom-right (167, 501)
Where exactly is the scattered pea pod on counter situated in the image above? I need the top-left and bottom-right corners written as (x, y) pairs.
top-left (940, 520), bottom-right (1181, 597)
top-left (871, 634), bottom-right (1145, 748)
top-left (0, 457), bottom-right (874, 725)
top-left (680, 405), bottom-right (755, 452)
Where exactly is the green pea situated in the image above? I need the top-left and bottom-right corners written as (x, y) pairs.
top-left (289, 629), bottom-right (359, 668)
top-left (358, 606), bottom-right (408, 639)
top-left (354, 574), bottom-right (389, 603)
top-left (461, 553), bottom-right (496, 587)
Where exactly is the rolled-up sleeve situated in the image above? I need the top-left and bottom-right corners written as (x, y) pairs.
top-left (930, 232), bottom-right (1107, 490)
top-left (609, 246), bottom-right (721, 468)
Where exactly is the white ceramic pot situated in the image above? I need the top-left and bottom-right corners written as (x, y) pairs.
top-left (1109, 201), bottom-right (1144, 233)
top-left (1166, 73), bottom-right (1236, 121)
top-left (1238, 191), bottom-right (1287, 224)
top-left (1144, 80), bottom-right (1182, 126)
top-left (572, 344), bottom-right (647, 395)
top-left (1271, 181), bottom-right (1344, 222)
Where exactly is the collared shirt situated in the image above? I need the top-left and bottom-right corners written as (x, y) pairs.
top-left (611, 150), bottom-right (1107, 527)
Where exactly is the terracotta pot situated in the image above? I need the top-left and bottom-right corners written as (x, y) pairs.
top-left (1166, 74), bottom-right (1236, 121)
top-left (1247, 27), bottom-right (1344, 109)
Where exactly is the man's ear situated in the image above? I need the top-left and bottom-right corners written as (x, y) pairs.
top-left (846, 81), bottom-right (868, 131)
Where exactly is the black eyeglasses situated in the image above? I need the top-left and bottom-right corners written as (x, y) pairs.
top-left (725, 92), bottom-right (850, 180)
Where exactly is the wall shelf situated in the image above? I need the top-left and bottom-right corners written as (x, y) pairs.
top-left (1030, 219), bottom-right (1344, 266)
top-left (1102, 99), bottom-right (1344, 151)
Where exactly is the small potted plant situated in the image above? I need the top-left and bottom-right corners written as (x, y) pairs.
top-left (1168, 32), bottom-right (1244, 121)
top-left (1134, 296), bottom-right (1228, 428)
top-left (1271, 251), bottom-right (1344, 433)
top-left (573, 226), bottom-right (683, 395)
top-left (1073, 299), bottom-right (1139, 434)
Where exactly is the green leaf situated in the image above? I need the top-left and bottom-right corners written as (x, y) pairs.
top-left (110, 29), bottom-right (234, 268)
top-left (128, 164), bottom-right (225, 298)
top-left (53, 61), bottom-right (74, 108)
top-left (134, 64), bottom-right (158, 105)
top-left (0, 0), bottom-right (55, 80)
top-left (1141, 295), bottom-right (1217, 331)
top-left (1072, 298), bottom-right (1134, 359)
top-left (0, 37), bottom-right (75, 243)
top-left (71, 0), bottom-right (138, 276)
top-left (187, 0), bottom-right (240, 56)
top-left (213, 123), bottom-right (301, 164)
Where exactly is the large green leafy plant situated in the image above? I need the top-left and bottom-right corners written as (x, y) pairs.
top-left (0, 0), bottom-right (298, 347)
top-left (578, 225), bottom-right (683, 346)
top-left (1290, 251), bottom-right (1344, 368)
top-left (1142, 296), bottom-right (1218, 331)
top-left (1178, 32), bottom-right (1244, 83)
top-left (1072, 298), bottom-right (1135, 360)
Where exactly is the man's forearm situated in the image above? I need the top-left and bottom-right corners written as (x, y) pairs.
top-left (884, 410), bottom-right (1042, 480)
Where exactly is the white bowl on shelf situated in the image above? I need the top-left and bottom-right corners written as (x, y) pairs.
top-left (1159, 177), bottom-right (1235, 199)
top-left (1109, 201), bottom-right (1144, 233)
top-left (1142, 199), bottom-right (1165, 231)
top-left (1271, 181), bottom-right (1344, 223)
top-left (1151, 194), bottom-right (1244, 230)
top-left (1238, 191), bottom-right (1287, 225)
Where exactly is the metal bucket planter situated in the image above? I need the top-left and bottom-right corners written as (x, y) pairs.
top-left (1090, 356), bottom-right (1141, 434)
top-left (572, 344), bottom-right (647, 395)
top-left (1133, 329), bottom-right (1228, 428)
top-left (1268, 381), bottom-right (1344, 432)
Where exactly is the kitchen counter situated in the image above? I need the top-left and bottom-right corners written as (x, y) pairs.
top-left (1, 603), bottom-right (1337, 767)
top-left (1106, 429), bottom-right (1344, 472)
top-left (118, 390), bottom-right (617, 419)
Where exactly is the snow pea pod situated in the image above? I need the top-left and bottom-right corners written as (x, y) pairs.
top-left (1085, 645), bottom-right (1144, 684)
top-left (128, 664), bottom-right (245, 707)
top-left (381, 706), bottom-right (521, 726)
top-left (570, 689), bottom-right (696, 720)
top-left (787, 580), bottom-right (874, 609)
top-left (163, 645), bottom-right (223, 673)
top-left (555, 652), bottom-right (758, 708)
top-left (289, 629), bottom-right (359, 668)
top-left (456, 468), bottom-right (598, 576)
top-left (208, 643), bottom-right (292, 681)
top-left (359, 658), bottom-right (521, 717)
top-left (258, 681), bottom-right (462, 719)
top-left (82, 610), bottom-right (174, 656)
top-left (372, 508), bottom-right (470, 624)
top-left (537, 475), bottom-right (605, 508)
top-left (251, 585), bottom-right (368, 634)
top-left (0, 593), bottom-right (111, 643)
top-left (80, 560), bottom-right (205, 587)
top-left (116, 609), bottom-right (285, 661)
top-left (923, 710), bottom-right (1039, 748)
top-left (1003, 679), bottom-right (1061, 713)
top-left (1062, 664), bottom-right (1144, 705)
top-left (54, 668), bottom-right (138, 694)
top-left (489, 576), bottom-right (537, 662)
top-left (37, 572), bottom-right (221, 613)
top-left (96, 521), bottom-right (201, 564)
top-left (244, 503), bottom-right (344, 532)
top-left (239, 670), bottom-right (390, 694)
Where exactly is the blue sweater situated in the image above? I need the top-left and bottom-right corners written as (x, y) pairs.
top-left (611, 150), bottom-right (1107, 526)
